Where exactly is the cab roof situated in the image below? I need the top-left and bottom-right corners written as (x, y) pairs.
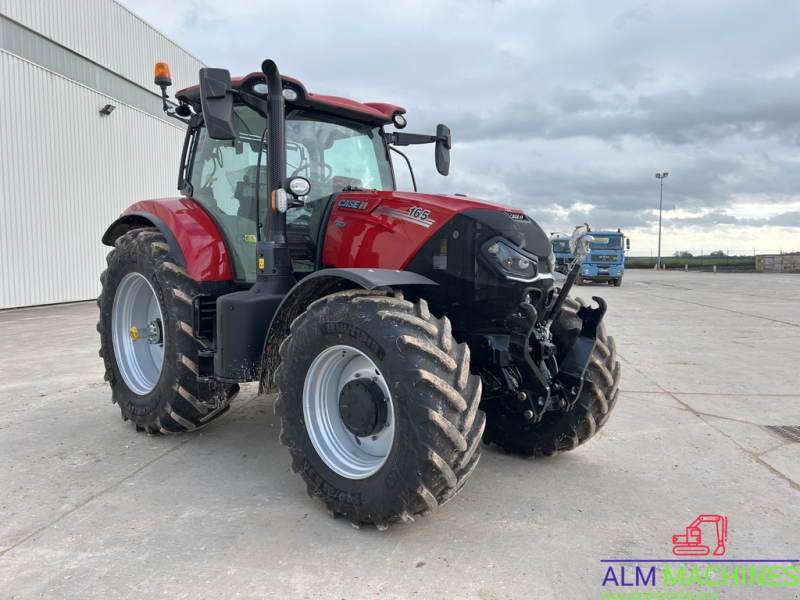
top-left (176, 72), bottom-right (405, 127)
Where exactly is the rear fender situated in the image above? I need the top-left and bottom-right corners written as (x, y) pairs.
top-left (258, 269), bottom-right (436, 394)
top-left (102, 198), bottom-right (232, 281)
top-left (103, 212), bottom-right (186, 267)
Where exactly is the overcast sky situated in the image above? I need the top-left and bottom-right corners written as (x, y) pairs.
top-left (123, 0), bottom-right (800, 255)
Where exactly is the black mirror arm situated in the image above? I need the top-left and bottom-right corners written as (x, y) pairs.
top-left (235, 91), bottom-right (270, 119)
top-left (388, 146), bottom-right (417, 192)
top-left (159, 86), bottom-right (191, 125)
top-left (384, 132), bottom-right (440, 146)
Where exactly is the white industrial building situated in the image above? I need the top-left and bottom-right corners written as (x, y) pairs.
top-left (0, 0), bottom-right (205, 309)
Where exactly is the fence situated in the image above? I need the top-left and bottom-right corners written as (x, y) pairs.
top-left (625, 250), bottom-right (798, 270)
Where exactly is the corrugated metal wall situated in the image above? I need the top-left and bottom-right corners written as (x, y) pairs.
top-left (0, 49), bottom-right (186, 308)
top-left (0, 0), bottom-right (203, 92)
top-left (0, 13), bottom-right (179, 122)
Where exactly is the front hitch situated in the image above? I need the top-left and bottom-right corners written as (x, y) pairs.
top-left (550, 296), bottom-right (606, 411)
top-left (500, 293), bottom-right (606, 422)
top-left (494, 227), bottom-right (606, 422)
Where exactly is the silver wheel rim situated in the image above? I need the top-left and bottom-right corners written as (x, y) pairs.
top-left (112, 272), bottom-right (165, 395)
top-left (303, 345), bottom-right (395, 479)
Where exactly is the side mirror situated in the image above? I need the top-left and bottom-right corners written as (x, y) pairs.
top-left (626, 238), bottom-right (631, 250)
top-left (435, 124), bottom-right (451, 176)
top-left (199, 68), bottom-right (236, 140)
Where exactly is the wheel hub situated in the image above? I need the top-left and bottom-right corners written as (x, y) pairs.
top-left (338, 379), bottom-right (388, 437)
top-left (129, 319), bottom-right (162, 345)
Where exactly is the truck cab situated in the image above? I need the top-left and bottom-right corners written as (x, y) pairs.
top-left (549, 236), bottom-right (573, 274)
top-left (577, 229), bottom-right (628, 286)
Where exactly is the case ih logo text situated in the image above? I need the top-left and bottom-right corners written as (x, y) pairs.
top-left (338, 199), bottom-right (369, 210)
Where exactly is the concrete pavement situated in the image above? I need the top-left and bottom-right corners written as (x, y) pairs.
top-left (1, 270), bottom-right (798, 599)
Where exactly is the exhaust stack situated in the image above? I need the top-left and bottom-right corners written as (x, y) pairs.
top-left (262, 59), bottom-right (287, 245)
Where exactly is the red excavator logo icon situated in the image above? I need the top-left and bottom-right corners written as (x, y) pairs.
top-left (673, 515), bottom-right (728, 556)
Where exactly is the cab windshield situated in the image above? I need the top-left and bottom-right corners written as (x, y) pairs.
top-left (188, 106), bottom-right (394, 282)
top-left (551, 240), bottom-right (571, 253)
top-left (589, 236), bottom-right (624, 250)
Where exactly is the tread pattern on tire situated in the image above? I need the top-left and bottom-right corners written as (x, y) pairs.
top-left (273, 289), bottom-right (485, 529)
top-left (97, 228), bottom-right (238, 433)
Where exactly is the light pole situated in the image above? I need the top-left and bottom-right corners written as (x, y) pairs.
top-left (655, 172), bottom-right (668, 269)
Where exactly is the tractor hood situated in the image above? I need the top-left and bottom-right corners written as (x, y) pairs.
top-left (332, 189), bottom-right (526, 221)
top-left (322, 189), bottom-right (552, 271)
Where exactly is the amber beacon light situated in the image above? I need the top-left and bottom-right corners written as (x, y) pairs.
top-left (154, 62), bottom-right (172, 87)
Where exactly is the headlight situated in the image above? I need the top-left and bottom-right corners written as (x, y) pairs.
top-left (482, 238), bottom-right (538, 281)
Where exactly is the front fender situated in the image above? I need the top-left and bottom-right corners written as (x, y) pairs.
top-left (258, 269), bottom-right (437, 394)
top-left (102, 198), bottom-right (232, 282)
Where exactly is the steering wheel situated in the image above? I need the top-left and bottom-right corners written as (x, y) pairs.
top-left (290, 162), bottom-right (334, 184)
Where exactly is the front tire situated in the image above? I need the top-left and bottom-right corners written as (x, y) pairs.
top-left (274, 289), bottom-right (485, 529)
top-left (614, 277), bottom-right (622, 287)
top-left (97, 228), bottom-right (238, 433)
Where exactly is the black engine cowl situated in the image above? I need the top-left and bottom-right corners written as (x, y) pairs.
top-left (404, 209), bottom-right (556, 334)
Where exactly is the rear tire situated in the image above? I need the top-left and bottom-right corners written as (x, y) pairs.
top-left (97, 228), bottom-right (238, 433)
top-left (274, 289), bottom-right (485, 529)
top-left (483, 294), bottom-right (620, 456)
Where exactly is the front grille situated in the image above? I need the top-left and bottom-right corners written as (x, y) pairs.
top-left (593, 254), bottom-right (617, 262)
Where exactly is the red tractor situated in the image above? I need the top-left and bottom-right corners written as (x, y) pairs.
top-left (97, 60), bottom-right (620, 529)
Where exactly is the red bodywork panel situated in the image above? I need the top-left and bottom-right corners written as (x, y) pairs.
top-left (125, 191), bottom-right (522, 282)
top-left (123, 198), bottom-right (232, 281)
top-left (177, 73), bottom-right (405, 126)
top-left (323, 191), bottom-right (524, 269)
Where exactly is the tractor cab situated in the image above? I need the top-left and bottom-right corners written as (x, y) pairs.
top-left (174, 72), bottom-right (403, 283)
top-left (183, 105), bottom-right (395, 281)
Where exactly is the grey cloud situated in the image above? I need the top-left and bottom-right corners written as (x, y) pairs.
top-left (121, 0), bottom-right (800, 251)
top-left (445, 75), bottom-right (800, 147)
top-left (668, 210), bottom-right (800, 228)
top-left (613, 3), bottom-right (655, 30)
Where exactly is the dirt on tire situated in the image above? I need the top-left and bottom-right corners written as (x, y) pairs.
top-left (274, 289), bottom-right (485, 529)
